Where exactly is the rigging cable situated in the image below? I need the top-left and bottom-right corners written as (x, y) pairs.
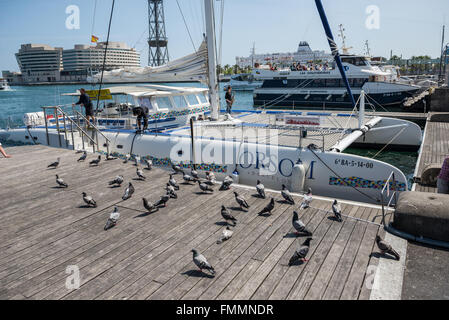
top-left (91, 0), bottom-right (98, 37)
top-left (218, 0), bottom-right (225, 66)
top-left (371, 126), bottom-right (407, 159)
top-left (176, 0), bottom-right (197, 52)
top-left (95, 0), bottom-right (116, 113)
top-left (307, 146), bottom-right (379, 203)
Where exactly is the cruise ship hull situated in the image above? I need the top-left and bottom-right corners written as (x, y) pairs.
top-left (253, 87), bottom-right (420, 109)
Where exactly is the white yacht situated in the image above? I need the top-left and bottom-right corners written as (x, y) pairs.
top-left (61, 85), bottom-right (210, 132)
top-left (253, 54), bottom-right (421, 109)
top-left (224, 73), bottom-right (263, 91)
top-left (0, 0), bottom-right (423, 205)
top-left (0, 78), bottom-right (10, 91)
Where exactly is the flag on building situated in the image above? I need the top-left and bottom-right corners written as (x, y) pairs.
top-left (91, 35), bottom-right (99, 43)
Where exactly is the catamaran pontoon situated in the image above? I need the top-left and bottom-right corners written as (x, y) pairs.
top-left (0, 0), bottom-right (423, 205)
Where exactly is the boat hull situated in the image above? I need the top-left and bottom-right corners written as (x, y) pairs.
top-left (0, 126), bottom-right (407, 204)
top-left (253, 88), bottom-right (420, 109)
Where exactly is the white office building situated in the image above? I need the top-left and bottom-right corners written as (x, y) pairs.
top-left (62, 42), bottom-right (140, 72)
top-left (15, 44), bottom-right (63, 83)
top-left (235, 41), bottom-right (333, 68)
top-left (14, 42), bottom-right (141, 83)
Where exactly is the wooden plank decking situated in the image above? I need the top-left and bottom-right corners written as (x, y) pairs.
top-left (414, 121), bottom-right (449, 193)
top-left (0, 145), bottom-right (389, 300)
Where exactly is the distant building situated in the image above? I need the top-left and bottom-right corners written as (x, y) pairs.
top-left (61, 42), bottom-right (140, 81)
top-left (15, 44), bottom-right (63, 83)
top-left (13, 42), bottom-right (141, 84)
top-left (235, 41), bottom-right (333, 68)
top-left (1, 71), bottom-right (23, 85)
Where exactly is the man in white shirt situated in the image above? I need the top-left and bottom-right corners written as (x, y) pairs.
top-left (0, 142), bottom-right (11, 158)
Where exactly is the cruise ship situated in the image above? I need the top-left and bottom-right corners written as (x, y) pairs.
top-left (252, 54), bottom-right (422, 109)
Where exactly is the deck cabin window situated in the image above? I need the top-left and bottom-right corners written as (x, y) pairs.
top-left (186, 94), bottom-right (200, 106)
top-left (311, 79), bottom-right (326, 87)
top-left (352, 78), bottom-right (367, 87)
top-left (198, 93), bottom-right (208, 104)
top-left (341, 56), bottom-right (368, 66)
top-left (137, 97), bottom-right (154, 112)
top-left (326, 79), bottom-right (340, 87)
top-left (172, 95), bottom-right (189, 109)
top-left (156, 96), bottom-right (172, 110)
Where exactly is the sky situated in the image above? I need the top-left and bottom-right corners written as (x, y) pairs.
top-left (0, 0), bottom-right (448, 72)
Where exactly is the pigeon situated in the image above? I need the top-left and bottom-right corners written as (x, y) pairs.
top-left (221, 205), bottom-right (237, 226)
top-left (122, 182), bottom-right (135, 201)
top-left (300, 188), bottom-right (313, 209)
top-left (105, 153), bottom-right (117, 161)
top-left (89, 155), bottom-right (101, 166)
top-left (48, 157), bottom-right (60, 169)
top-left (258, 198), bottom-right (275, 216)
top-left (165, 183), bottom-right (178, 199)
top-left (136, 168), bottom-right (146, 180)
top-left (191, 249), bottom-right (215, 275)
top-left (292, 211), bottom-right (312, 236)
top-left (82, 192), bottom-right (97, 208)
top-left (123, 154), bottom-right (130, 164)
top-left (172, 163), bottom-right (183, 175)
top-left (281, 184), bottom-right (295, 205)
top-left (104, 206), bottom-right (120, 230)
top-left (108, 175), bottom-right (124, 187)
top-left (169, 174), bottom-right (180, 190)
top-left (77, 152), bottom-right (87, 162)
top-left (332, 199), bottom-right (342, 222)
top-left (144, 158), bottom-right (153, 170)
top-left (55, 175), bottom-right (68, 188)
top-left (155, 194), bottom-right (170, 207)
top-left (191, 169), bottom-right (199, 180)
top-left (219, 176), bottom-right (234, 191)
top-left (234, 192), bottom-right (250, 211)
top-left (217, 227), bottom-right (233, 244)
top-left (183, 172), bottom-right (197, 184)
top-left (198, 180), bottom-right (213, 193)
top-left (206, 171), bottom-right (216, 183)
top-left (203, 179), bottom-right (215, 186)
top-left (134, 156), bottom-right (140, 166)
top-left (256, 180), bottom-right (266, 199)
top-left (143, 198), bottom-right (158, 213)
top-left (288, 238), bottom-right (312, 265)
top-left (376, 235), bottom-right (400, 260)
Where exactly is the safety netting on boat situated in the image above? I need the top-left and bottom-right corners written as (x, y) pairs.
top-left (87, 41), bottom-right (208, 84)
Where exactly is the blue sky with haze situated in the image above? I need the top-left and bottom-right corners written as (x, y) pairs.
top-left (0, 0), bottom-right (448, 71)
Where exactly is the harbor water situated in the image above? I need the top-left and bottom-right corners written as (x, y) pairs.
top-left (0, 82), bottom-right (417, 186)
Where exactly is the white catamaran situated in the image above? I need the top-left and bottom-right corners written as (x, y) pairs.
top-left (0, 0), bottom-right (423, 205)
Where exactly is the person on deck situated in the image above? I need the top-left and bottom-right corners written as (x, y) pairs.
top-left (437, 156), bottom-right (449, 194)
top-left (225, 86), bottom-right (234, 115)
top-left (72, 88), bottom-right (95, 126)
top-left (0, 142), bottom-right (11, 158)
top-left (132, 106), bottom-right (149, 132)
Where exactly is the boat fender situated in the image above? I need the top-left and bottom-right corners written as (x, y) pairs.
top-left (291, 163), bottom-right (306, 193)
top-left (232, 169), bottom-right (240, 184)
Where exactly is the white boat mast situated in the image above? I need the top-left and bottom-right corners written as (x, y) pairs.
top-left (204, 0), bottom-right (220, 121)
top-left (338, 24), bottom-right (353, 55)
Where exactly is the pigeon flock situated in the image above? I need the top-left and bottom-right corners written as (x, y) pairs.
top-left (46, 152), bottom-right (400, 280)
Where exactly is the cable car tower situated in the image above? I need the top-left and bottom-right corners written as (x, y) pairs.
top-left (148, 0), bottom-right (169, 66)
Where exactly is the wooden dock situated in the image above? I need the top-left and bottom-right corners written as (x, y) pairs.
top-left (0, 145), bottom-right (391, 300)
top-left (413, 119), bottom-right (449, 193)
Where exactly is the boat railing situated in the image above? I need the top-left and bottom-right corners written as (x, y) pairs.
top-left (52, 103), bottom-right (112, 153)
top-left (41, 106), bottom-right (108, 154)
top-left (380, 171), bottom-right (399, 225)
top-left (72, 109), bottom-right (111, 152)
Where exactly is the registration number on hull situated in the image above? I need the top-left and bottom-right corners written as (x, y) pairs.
top-left (335, 159), bottom-right (374, 169)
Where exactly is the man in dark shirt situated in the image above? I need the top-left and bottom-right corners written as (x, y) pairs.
top-left (132, 106), bottom-right (148, 132)
top-left (225, 86), bottom-right (234, 115)
top-left (73, 88), bottom-right (95, 126)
